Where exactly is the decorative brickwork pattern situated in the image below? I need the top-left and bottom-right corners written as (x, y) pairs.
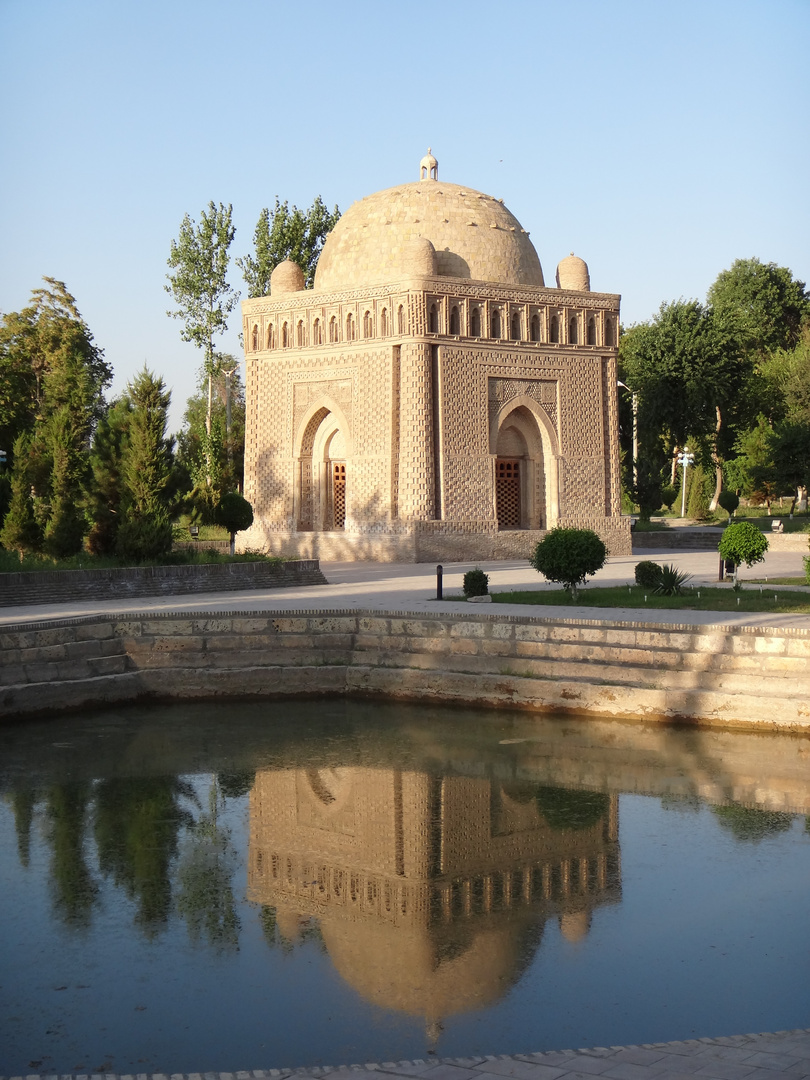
top-left (398, 343), bottom-right (435, 521)
top-left (238, 167), bottom-right (624, 561)
top-left (488, 376), bottom-right (559, 431)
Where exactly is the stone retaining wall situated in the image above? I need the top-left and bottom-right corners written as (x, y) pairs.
top-left (633, 528), bottom-right (810, 552)
top-left (0, 559), bottom-right (326, 607)
top-left (2, 609), bottom-right (809, 730)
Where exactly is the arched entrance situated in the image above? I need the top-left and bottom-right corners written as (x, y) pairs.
top-left (492, 403), bottom-right (557, 529)
top-left (296, 405), bottom-right (350, 532)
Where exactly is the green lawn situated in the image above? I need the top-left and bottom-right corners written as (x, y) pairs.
top-left (488, 585), bottom-right (810, 614)
top-left (640, 510), bottom-right (810, 533)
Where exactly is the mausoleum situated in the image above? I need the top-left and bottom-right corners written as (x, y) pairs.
top-left (239, 151), bottom-right (630, 560)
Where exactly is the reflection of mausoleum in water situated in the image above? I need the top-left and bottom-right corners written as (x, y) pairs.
top-left (248, 767), bottom-right (620, 1027)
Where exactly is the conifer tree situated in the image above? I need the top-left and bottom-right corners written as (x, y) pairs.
top-left (115, 369), bottom-right (174, 561)
top-left (0, 432), bottom-right (42, 558)
top-left (87, 398), bottom-right (133, 555)
top-left (42, 407), bottom-right (86, 557)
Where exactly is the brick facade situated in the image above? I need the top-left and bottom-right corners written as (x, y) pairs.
top-left (239, 157), bottom-right (631, 562)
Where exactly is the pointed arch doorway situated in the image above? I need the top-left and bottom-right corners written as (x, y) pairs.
top-left (296, 406), bottom-right (350, 532)
top-left (493, 404), bottom-right (555, 530)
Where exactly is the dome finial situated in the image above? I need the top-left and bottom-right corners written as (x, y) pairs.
top-left (420, 147), bottom-right (438, 181)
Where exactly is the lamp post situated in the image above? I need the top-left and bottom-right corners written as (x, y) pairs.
top-left (677, 447), bottom-right (695, 518)
top-left (617, 381), bottom-right (638, 485)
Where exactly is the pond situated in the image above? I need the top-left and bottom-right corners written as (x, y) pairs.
top-left (1, 700), bottom-right (808, 1076)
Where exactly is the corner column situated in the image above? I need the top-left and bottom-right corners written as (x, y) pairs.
top-left (398, 341), bottom-right (436, 521)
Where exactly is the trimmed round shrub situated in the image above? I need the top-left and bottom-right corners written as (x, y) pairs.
top-left (634, 560), bottom-right (663, 588)
top-left (660, 485), bottom-right (678, 512)
top-left (530, 527), bottom-right (607, 600)
top-left (718, 490), bottom-right (740, 519)
top-left (215, 491), bottom-right (254, 554)
top-left (463, 567), bottom-right (489, 597)
top-left (718, 521), bottom-right (769, 569)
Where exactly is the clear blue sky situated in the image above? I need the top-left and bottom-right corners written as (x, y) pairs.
top-left (1, 0), bottom-right (808, 434)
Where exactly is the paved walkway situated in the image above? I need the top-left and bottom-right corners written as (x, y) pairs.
top-left (258, 1029), bottom-right (810, 1080)
top-left (4, 1029), bottom-right (809, 1080)
top-left (2, 549), bottom-right (808, 631)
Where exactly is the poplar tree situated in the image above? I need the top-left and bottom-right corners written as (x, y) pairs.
top-left (165, 202), bottom-right (238, 446)
top-left (236, 196), bottom-right (340, 296)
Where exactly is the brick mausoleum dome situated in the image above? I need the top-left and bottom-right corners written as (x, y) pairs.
top-left (314, 153), bottom-right (545, 291)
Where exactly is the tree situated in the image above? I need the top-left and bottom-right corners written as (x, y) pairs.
top-left (717, 490), bottom-right (739, 520)
top-left (759, 326), bottom-right (810, 426)
top-left (727, 416), bottom-right (786, 512)
top-left (176, 357), bottom-right (245, 518)
top-left (769, 421), bottom-right (810, 512)
top-left (0, 279), bottom-right (111, 461)
top-left (718, 521), bottom-right (769, 581)
top-left (42, 407), bottom-right (87, 557)
top-left (0, 280), bottom-right (111, 545)
top-left (686, 462), bottom-right (712, 521)
top-left (626, 448), bottom-right (664, 522)
top-left (530, 528), bottom-right (607, 600)
top-left (0, 432), bottom-right (41, 557)
top-left (707, 258), bottom-right (810, 357)
top-left (236, 196), bottom-right (340, 296)
top-left (619, 301), bottom-right (753, 509)
top-left (165, 202), bottom-right (238, 456)
top-left (87, 397), bottom-right (133, 555)
top-left (115, 368), bottom-right (174, 562)
top-left (215, 491), bottom-right (253, 555)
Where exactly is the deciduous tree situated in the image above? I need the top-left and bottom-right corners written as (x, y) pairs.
top-left (707, 257), bottom-right (810, 356)
top-left (236, 196), bottom-right (340, 295)
top-left (165, 202), bottom-right (238, 453)
top-left (176, 357), bottom-right (245, 519)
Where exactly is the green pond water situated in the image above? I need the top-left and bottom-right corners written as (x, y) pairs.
top-left (0, 699), bottom-right (808, 1076)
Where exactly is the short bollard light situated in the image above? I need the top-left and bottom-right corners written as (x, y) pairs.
top-left (436, 564), bottom-right (443, 600)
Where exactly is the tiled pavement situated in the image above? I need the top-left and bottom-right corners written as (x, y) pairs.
top-left (4, 1031), bottom-right (810, 1080)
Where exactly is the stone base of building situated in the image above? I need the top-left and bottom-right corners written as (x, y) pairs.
top-left (238, 517), bottom-right (633, 563)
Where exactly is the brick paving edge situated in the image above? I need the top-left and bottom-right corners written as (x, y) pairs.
top-left (3, 1028), bottom-right (809, 1080)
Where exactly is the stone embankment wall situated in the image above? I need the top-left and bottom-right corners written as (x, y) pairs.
top-left (0, 560), bottom-right (326, 607)
top-left (633, 528), bottom-right (810, 552)
top-left (2, 610), bottom-right (809, 730)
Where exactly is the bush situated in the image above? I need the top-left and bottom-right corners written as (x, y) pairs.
top-left (634, 560), bottom-right (663, 588)
top-left (660, 485), bottom-right (678, 512)
top-left (115, 513), bottom-right (174, 562)
top-left (654, 563), bottom-right (692, 595)
top-left (463, 567), bottom-right (489, 597)
top-left (718, 490), bottom-right (740, 520)
top-left (686, 463), bottom-right (712, 521)
top-left (42, 496), bottom-right (85, 559)
top-left (530, 527), bottom-right (607, 600)
top-left (718, 521), bottom-right (769, 575)
top-left (215, 492), bottom-right (254, 555)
